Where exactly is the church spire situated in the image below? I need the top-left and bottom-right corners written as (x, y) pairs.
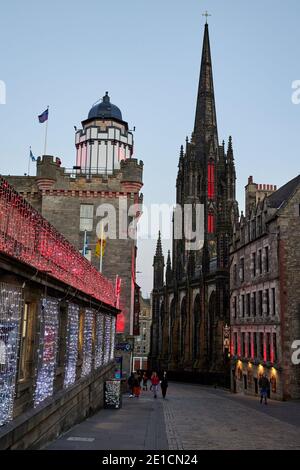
top-left (153, 231), bottom-right (164, 289)
top-left (193, 23), bottom-right (218, 151)
top-left (155, 230), bottom-right (163, 257)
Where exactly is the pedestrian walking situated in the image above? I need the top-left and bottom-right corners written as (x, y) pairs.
top-left (133, 373), bottom-right (141, 397)
top-left (151, 371), bottom-right (160, 399)
top-left (142, 372), bottom-right (148, 391)
top-left (160, 371), bottom-right (168, 399)
top-left (259, 374), bottom-right (270, 405)
top-left (128, 372), bottom-right (135, 397)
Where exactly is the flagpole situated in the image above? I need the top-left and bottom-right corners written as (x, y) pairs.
top-left (83, 230), bottom-right (87, 257)
top-left (100, 222), bottom-right (104, 273)
top-left (28, 146), bottom-right (31, 176)
top-left (43, 105), bottom-right (49, 155)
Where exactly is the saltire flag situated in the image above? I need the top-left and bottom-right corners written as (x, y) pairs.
top-left (38, 108), bottom-right (49, 123)
top-left (83, 234), bottom-right (89, 256)
top-left (30, 149), bottom-right (37, 162)
top-left (95, 237), bottom-right (106, 258)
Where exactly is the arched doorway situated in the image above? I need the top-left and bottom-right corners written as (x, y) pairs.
top-left (193, 294), bottom-right (201, 361)
top-left (158, 301), bottom-right (165, 356)
top-left (208, 291), bottom-right (216, 361)
top-left (180, 297), bottom-right (187, 360)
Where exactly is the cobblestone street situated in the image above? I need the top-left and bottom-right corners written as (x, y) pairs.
top-left (47, 382), bottom-right (300, 450)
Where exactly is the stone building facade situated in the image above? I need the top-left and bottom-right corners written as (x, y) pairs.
top-left (149, 23), bottom-right (238, 385)
top-left (133, 296), bottom-right (151, 371)
top-left (230, 174), bottom-right (300, 400)
top-left (4, 94), bottom-right (143, 376)
top-left (0, 177), bottom-right (118, 449)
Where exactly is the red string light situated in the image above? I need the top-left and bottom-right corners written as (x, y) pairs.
top-left (0, 176), bottom-right (116, 307)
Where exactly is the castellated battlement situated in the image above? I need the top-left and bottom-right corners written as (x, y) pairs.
top-left (245, 175), bottom-right (277, 217)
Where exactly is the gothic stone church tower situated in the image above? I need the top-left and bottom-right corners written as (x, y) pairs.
top-left (149, 23), bottom-right (238, 384)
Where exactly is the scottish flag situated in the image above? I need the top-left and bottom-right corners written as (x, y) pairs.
top-left (38, 108), bottom-right (48, 123)
top-left (30, 149), bottom-right (37, 162)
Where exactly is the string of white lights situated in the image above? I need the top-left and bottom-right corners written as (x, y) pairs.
top-left (64, 303), bottom-right (79, 388)
top-left (0, 283), bottom-right (23, 426)
top-left (103, 315), bottom-right (112, 365)
top-left (81, 309), bottom-right (94, 377)
top-left (110, 316), bottom-right (116, 361)
top-left (94, 312), bottom-right (104, 369)
top-left (34, 298), bottom-right (59, 407)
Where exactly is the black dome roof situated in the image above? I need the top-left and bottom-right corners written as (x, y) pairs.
top-left (88, 92), bottom-right (122, 121)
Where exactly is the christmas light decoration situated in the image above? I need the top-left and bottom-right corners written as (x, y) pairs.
top-left (64, 303), bottom-right (79, 388)
top-left (104, 380), bottom-right (121, 409)
top-left (0, 177), bottom-right (116, 307)
top-left (81, 309), bottom-right (94, 377)
top-left (94, 312), bottom-right (104, 369)
top-left (103, 315), bottom-right (112, 365)
top-left (0, 283), bottom-right (23, 426)
top-left (34, 298), bottom-right (59, 407)
top-left (110, 317), bottom-right (116, 361)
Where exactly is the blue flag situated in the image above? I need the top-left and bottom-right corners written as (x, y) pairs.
top-left (38, 108), bottom-right (48, 123)
top-left (30, 149), bottom-right (37, 162)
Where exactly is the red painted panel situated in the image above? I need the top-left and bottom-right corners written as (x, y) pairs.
top-left (208, 162), bottom-right (215, 199)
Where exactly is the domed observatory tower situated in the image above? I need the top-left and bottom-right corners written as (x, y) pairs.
top-left (75, 92), bottom-right (134, 175)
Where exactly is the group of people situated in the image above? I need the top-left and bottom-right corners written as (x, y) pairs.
top-left (127, 370), bottom-right (168, 399)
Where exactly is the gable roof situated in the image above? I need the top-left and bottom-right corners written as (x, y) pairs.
top-left (267, 175), bottom-right (300, 210)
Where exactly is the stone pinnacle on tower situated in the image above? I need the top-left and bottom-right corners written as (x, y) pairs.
top-left (153, 231), bottom-right (164, 289)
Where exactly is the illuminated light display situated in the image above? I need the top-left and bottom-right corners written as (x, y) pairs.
top-left (0, 177), bottom-right (116, 307)
top-left (34, 298), bottom-right (59, 407)
top-left (81, 309), bottom-right (94, 377)
top-left (64, 303), bottom-right (79, 388)
top-left (116, 310), bottom-right (125, 333)
top-left (0, 283), bottom-right (23, 426)
top-left (110, 317), bottom-right (116, 361)
top-left (207, 162), bottom-right (215, 199)
top-left (94, 313), bottom-right (104, 369)
top-left (208, 213), bottom-right (215, 233)
top-left (103, 315), bottom-right (112, 365)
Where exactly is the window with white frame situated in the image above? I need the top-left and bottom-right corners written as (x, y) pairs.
top-left (80, 204), bottom-right (94, 232)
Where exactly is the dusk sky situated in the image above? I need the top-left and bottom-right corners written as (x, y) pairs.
top-left (0, 0), bottom-right (299, 296)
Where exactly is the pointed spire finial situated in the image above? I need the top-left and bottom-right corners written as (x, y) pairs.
top-left (155, 231), bottom-right (163, 257)
top-left (202, 11), bottom-right (212, 24)
top-left (228, 136), bottom-right (233, 153)
top-left (180, 145), bottom-right (184, 158)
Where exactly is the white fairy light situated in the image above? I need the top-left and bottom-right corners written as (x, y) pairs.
top-left (64, 303), bottom-right (79, 388)
top-left (94, 312), bottom-right (104, 369)
top-left (110, 316), bottom-right (116, 361)
top-left (34, 298), bottom-right (59, 407)
top-left (81, 309), bottom-right (94, 377)
top-left (103, 315), bottom-right (112, 365)
top-left (0, 284), bottom-right (23, 426)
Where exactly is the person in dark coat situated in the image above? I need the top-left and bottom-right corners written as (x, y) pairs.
top-left (160, 371), bottom-right (168, 399)
top-left (259, 374), bottom-right (270, 404)
top-left (133, 373), bottom-right (141, 397)
top-left (128, 373), bottom-right (135, 397)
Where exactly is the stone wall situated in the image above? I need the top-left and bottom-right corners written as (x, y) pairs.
top-left (0, 363), bottom-right (114, 450)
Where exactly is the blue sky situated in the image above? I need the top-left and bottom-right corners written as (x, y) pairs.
top-left (0, 0), bottom-right (299, 296)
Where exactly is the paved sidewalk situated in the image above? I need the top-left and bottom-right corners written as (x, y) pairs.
top-left (163, 383), bottom-right (300, 450)
top-left (47, 391), bottom-right (168, 450)
top-left (47, 382), bottom-right (300, 450)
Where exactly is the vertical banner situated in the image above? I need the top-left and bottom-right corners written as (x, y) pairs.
top-left (133, 283), bottom-right (140, 336)
top-left (114, 356), bottom-right (122, 379)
